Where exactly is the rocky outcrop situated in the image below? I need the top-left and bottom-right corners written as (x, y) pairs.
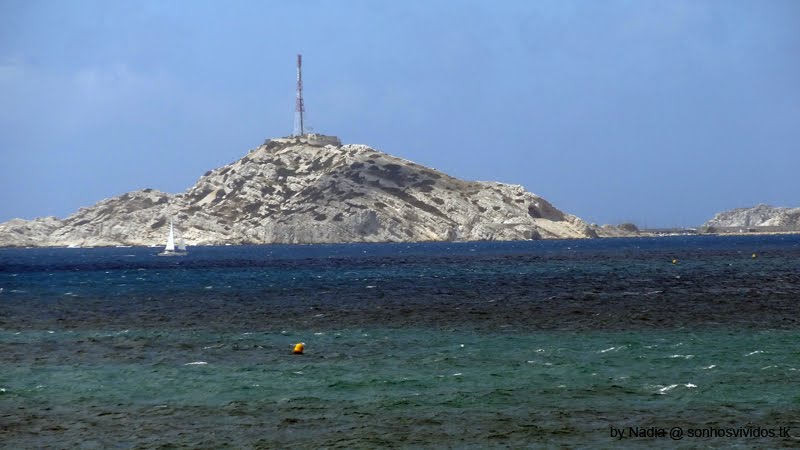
top-left (595, 223), bottom-right (643, 238)
top-left (703, 204), bottom-right (800, 229)
top-left (0, 136), bottom-right (603, 247)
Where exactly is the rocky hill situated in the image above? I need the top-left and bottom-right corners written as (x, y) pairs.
top-left (703, 204), bottom-right (800, 229)
top-left (0, 136), bottom-right (609, 247)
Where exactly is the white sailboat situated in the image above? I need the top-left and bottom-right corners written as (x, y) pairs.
top-left (158, 218), bottom-right (187, 256)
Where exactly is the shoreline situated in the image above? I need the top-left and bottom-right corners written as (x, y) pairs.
top-left (2, 231), bottom-right (800, 250)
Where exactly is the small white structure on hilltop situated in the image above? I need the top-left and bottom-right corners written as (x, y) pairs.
top-left (270, 133), bottom-right (342, 147)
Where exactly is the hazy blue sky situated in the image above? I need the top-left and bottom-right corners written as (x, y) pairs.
top-left (1, 0), bottom-right (798, 227)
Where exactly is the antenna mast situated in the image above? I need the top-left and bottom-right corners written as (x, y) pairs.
top-left (293, 54), bottom-right (305, 137)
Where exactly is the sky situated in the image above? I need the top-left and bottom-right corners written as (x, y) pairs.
top-left (1, 0), bottom-right (799, 227)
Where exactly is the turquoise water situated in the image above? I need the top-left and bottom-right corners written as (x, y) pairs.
top-left (2, 236), bottom-right (800, 448)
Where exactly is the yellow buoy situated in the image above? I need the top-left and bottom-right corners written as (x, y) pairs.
top-left (752, 253), bottom-right (757, 259)
top-left (672, 259), bottom-right (678, 264)
top-left (292, 342), bottom-right (305, 355)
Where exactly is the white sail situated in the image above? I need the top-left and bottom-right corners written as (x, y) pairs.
top-left (158, 217), bottom-right (186, 256)
top-left (177, 233), bottom-right (186, 251)
top-left (165, 221), bottom-right (175, 252)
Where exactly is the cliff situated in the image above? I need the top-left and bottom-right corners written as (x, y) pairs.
top-left (703, 204), bottom-right (800, 229)
top-left (0, 136), bottom-right (604, 247)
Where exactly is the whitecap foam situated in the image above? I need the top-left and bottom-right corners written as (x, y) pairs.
top-left (654, 383), bottom-right (696, 394)
top-left (669, 354), bottom-right (694, 359)
top-left (702, 364), bottom-right (716, 370)
top-left (184, 361), bottom-right (208, 366)
top-left (657, 384), bottom-right (678, 394)
top-left (746, 350), bottom-right (764, 356)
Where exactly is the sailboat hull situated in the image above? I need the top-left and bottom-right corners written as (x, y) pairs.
top-left (157, 250), bottom-right (187, 256)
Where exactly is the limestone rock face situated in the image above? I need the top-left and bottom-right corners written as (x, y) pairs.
top-left (704, 204), bottom-right (800, 228)
top-left (0, 138), bottom-right (602, 247)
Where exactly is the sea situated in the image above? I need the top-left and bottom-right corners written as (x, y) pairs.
top-left (1, 235), bottom-right (799, 449)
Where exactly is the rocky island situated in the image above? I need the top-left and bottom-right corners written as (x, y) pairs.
top-left (0, 135), bottom-right (621, 247)
top-left (702, 204), bottom-right (800, 233)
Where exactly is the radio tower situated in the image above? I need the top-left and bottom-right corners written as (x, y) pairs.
top-left (293, 54), bottom-right (305, 137)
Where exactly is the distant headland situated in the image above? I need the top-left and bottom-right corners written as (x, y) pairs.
top-left (698, 204), bottom-right (800, 234)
